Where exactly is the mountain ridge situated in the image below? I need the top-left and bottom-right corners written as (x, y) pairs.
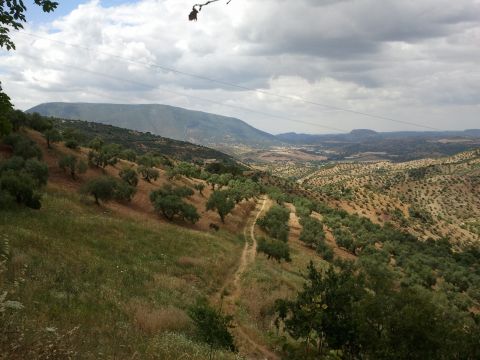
top-left (27, 102), bottom-right (282, 148)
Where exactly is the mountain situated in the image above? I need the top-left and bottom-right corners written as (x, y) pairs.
top-left (276, 129), bottom-right (480, 144)
top-left (27, 102), bottom-right (281, 148)
top-left (275, 129), bottom-right (480, 162)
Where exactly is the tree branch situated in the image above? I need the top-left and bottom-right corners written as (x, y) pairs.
top-left (189, 0), bottom-right (234, 21)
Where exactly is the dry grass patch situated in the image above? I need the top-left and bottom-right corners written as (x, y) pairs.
top-left (128, 301), bottom-right (192, 335)
top-left (177, 256), bottom-right (204, 268)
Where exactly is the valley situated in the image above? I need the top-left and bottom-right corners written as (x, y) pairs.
top-left (1, 112), bottom-right (479, 359)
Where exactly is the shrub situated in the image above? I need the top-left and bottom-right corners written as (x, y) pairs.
top-left (119, 168), bottom-right (139, 187)
top-left (81, 176), bottom-right (117, 205)
top-left (64, 139), bottom-right (79, 150)
top-left (257, 238), bottom-right (291, 263)
top-left (188, 300), bottom-right (236, 352)
top-left (299, 217), bottom-right (326, 249)
top-left (150, 185), bottom-right (200, 223)
top-left (0, 157), bottom-right (48, 209)
top-left (256, 205), bottom-right (290, 242)
top-left (120, 149), bottom-right (137, 162)
top-left (43, 128), bottom-right (62, 149)
top-left (59, 155), bottom-right (87, 179)
top-left (88, 144), bottom-right (121, 169)
top-left (138, 166), bottom-right (160, 183)
top-left (114, 181), bottom-right (137, 202)
top-left (206, 190), bottom-right (235, 223)
top-left (3, 134), bottom-right (42, 160)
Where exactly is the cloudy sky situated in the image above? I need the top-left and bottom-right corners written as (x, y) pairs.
top-left (1, 0), bottom-right (479, 134)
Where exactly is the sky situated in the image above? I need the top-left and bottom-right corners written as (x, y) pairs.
top-left (1, 0), bottom-right (479, 134)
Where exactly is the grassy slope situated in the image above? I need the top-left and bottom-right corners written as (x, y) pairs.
top-left (2, 189), bottom-right (243, 359)
top-left (1, 130), bottom-right (332, 359)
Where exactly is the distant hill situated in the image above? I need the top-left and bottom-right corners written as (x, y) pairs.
top-left (277, 129), bottom-right (480, 144)
top-left (276, 129), bottom-right (480, 162)
top-left (28, 102), bottom-right (281, 148)
top-left (50, 118), bottom-right (235, 163)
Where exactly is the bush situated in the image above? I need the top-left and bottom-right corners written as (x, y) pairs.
top-left (206, 190), bottom-right (235, 223)
top-left (43, 128), bottom-right (62, 148)
top-left (59, 155), bottom-right (87, 179)
top-left (64, 139), bottom-right (79, 150)
top-left (256, 205), bottom-right (290, 242)
top-left (81, 176), bottom-right (117, 205)
top-left (138, 166), bottom-right (160, 183)
top-left (88, 143), bottom-right (121, 169)
top-left (257, 238), bottom-right (291, 263)
top-left (119, 168), bottom-right (139, 187)
top-left (114, 181), bottom-right (137, 202)
top-left (0, 170), bottom-right (41, 209)
top-left (299, 217), bottom-right (326, 249)
top-left (188, 300), bottom-right (236, 352)
top-left (150, 185), bottom-right (199, 223)
top-left (120, 149), bottom-right (137, 162)
top-left (27, 113), bottom-right (52, 132)
top-left (0, 156), bottom-right (48, 209)
top-left (3, 134), bottom-right (42, 160)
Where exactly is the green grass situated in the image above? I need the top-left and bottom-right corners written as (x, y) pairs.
top-left (1, 189), bottom-right (243, 358)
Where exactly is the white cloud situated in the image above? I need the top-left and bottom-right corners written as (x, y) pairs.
top-left (0, 0), bottom-right (479, 133)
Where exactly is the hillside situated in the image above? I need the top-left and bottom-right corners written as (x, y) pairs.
top-left (296, 149), bottom-right (480, 243)
top-left (1, 114), bottom-right (479, 359)
top-left (28, 102), bottom-right (282, 148)
top-left (50, 117), bottom-right (234, 163)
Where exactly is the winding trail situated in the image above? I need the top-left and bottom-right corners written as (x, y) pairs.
top-left (218, 196), bottom-right (279, 360)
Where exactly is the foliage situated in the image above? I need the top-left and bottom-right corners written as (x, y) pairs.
top-left (0, 0), bottom-right (58, 50)
top-left (256, 205), bottom-right (290, 242)
top-left (206, 190), bottom-right (235, 223)
top-left (59, 155), bottom-right (87, 179)
top-left (227, 178), bottom-right (261, 204)
top-left (2, 133), bottom-right (42, 160)
top-left (0, 83), bottom-right (13, 136)
top-left (81, 176), bottom-right (118, 205)
top-left (0, 157), bottom-right (48, 209)
top-left (119, 168), bottom-right (139, 187)
top-left (299, 217), bottom-right (325, 248)
top-left (257, 238), bottom-right (291, 263)
top-left (275, 261), bottom-right (480, 359)
top-left (88, 143), bottom-right (121, 169)
top-left (43, 128), bottom-right (62, 148)
top-left (50, 118), bottom-right (232, 162)
top-left (114, 180), bottom-right (137, 202)
top-left (193, 182), bottom-right (205, 196)
top-left (408, 205), bottom-right (433, 223)
top-left (138, 165), bottom-right (160, 183)
top-left (120, 149), bottom-right (137, 162)
top-left (64, 139), bottom-right (79, 150)
top-left (294, 196), bottom-right (315, 218)
top-left (150, 185), bottom-right (199, 223)
top-left (27, 112), bottom-right (52, 132)
top-left (167, 161), bottom-right (201, 179)
top-left (188, 300), bottom-right (236, 353)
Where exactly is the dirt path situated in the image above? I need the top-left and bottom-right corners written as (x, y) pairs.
top-left (218, 196), bottom-right (279, 360)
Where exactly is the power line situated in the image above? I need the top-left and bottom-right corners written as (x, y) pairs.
top-left (20, 52), bottom-right (347, 133)
top-left (17, 30), bottom-right (443, 131)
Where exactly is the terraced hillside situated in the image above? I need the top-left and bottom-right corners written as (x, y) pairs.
top-left (299, 149), bottom-right (480, 243)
